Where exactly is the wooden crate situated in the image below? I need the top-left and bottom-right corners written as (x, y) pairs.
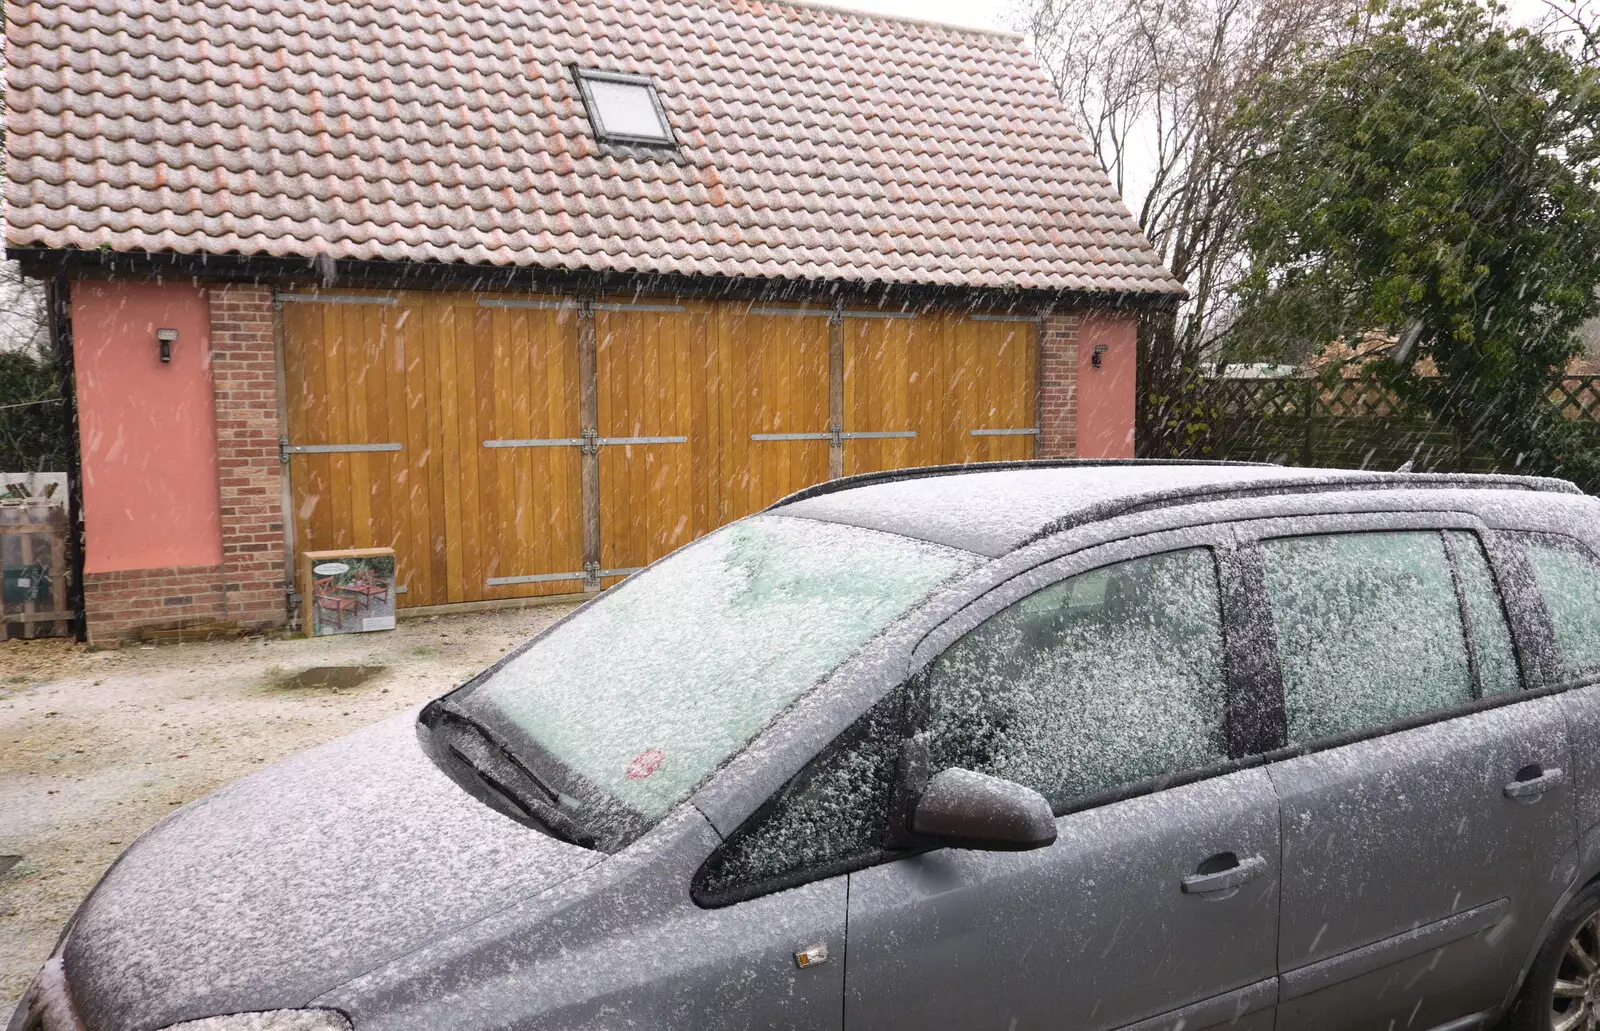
top-left (0, 499), bottom-right (72, 640)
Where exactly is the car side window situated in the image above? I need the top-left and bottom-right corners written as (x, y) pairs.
top-left (1262, 531), bottom-right (1474, 744)
top-left (1521, 534), bottom-right (1600, 680)
top-left (922, 547), bottom-right (1227, 812)
top-left (1443, 530), bottom-right (1521, 697)
top-left (693, 692), bottom-right (903, 906)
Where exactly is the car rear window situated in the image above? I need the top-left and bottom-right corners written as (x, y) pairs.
top-left (1522, 534), bottom-right (1600, 679)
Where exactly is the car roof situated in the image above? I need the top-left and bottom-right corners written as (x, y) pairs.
top-left (768, 460), bottom-right (1582, 557)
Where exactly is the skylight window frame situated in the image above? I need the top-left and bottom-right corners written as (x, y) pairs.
top-left (574, 68), bottom-right (677, 149)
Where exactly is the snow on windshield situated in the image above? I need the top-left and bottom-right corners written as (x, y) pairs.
top-left (465, 514), bottom-right (978, 826)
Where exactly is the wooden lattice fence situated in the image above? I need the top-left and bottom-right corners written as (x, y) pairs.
top-left (0, 477), bottom-right (72, 640)
top-left (1171, 375), bottom-right (1600, 489)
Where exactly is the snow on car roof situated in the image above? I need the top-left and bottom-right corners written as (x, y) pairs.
top-left (771, 462), bottom-right (1579, 556)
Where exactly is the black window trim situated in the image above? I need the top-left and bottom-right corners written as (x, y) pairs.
top-left (1218, 542), bottom-right (1287, 756)
top-left (691, 688), bottom-right (917, 909)
top-left (571, 66), bottom-right (679, 149)
top-left (1439, 530), bottom-right (1488, 698)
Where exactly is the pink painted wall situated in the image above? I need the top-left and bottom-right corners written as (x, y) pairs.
top-left (1076, 311), bottom-right (1138, 459)
top-left (72, 281), bottom-right (223, 573)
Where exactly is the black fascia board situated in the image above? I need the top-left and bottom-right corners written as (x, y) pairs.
top-left (8, 247), bottom-right (1186, 316)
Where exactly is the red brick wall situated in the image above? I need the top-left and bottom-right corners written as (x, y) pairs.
top-left (76, 281), bottom-right (287, 643)
top-left (209, 284), bottom-right (287, 633)
top-left (82, 566), bottom-right (228, 641)
top-left (1039, 312), bottom-right (1081, 459)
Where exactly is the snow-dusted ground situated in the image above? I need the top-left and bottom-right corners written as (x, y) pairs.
top-left (0, 603), bottom-right (578, 1011)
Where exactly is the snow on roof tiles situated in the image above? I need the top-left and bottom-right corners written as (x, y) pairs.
top-left (5, 0), bottom-right (1184, 295)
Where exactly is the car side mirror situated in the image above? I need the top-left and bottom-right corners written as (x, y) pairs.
top-left (910, 767), bottom-right (1057, 852)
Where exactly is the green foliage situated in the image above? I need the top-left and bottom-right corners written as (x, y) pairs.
top-left (1232, 0), bottom-right (1600, 484)
top-left (0, 349), bottom-right (69, 472)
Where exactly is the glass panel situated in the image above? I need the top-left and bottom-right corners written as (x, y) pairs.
top-left (1445, 530), bottom-right (1521, 696)
top-left (460, 515), bottom-right (977, 836)
top-left (1263, 531), bottom-right (1472, 744)
top-left (923, 547), bottom-right (1227, 810)
top-left (1524, 535), bottom-right (1600, 678)
top-left (586, 77), bottom-right (670, 140)
top-left (695, 692), bottom-right (902, 901)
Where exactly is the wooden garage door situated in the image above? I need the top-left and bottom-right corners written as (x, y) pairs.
top-left (844, 313), bottom-right (1038, 475)
top-left (714, 305), bottom-right (833, 522)
top-left (283, 292), bottom-right (585, 609)
top-left (593, 304), bottom-right (710, 586)
top-left (284, 293), bottom-right (1036, 612)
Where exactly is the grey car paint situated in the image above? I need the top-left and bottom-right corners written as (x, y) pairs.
top-left (60, 713), bottom-right (603, 1031)
top-left (314, 807), bottom-right (849, 1031)
top-left (845, 766), bottom-right (1281, 1031)
top-left (1270, 697), bottom-right (1572, 1029)
top-left (18, 464), bottom-right (1600, 1031)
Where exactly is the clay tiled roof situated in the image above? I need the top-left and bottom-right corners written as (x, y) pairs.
top-left (6, 0), bottom-right (1183, 295)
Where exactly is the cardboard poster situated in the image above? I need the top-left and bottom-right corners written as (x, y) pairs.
top-left (299, 548), bottom-right (397, 636)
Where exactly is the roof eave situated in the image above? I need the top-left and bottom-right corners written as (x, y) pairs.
top-left (9, 247), bottom-right (1187, 313)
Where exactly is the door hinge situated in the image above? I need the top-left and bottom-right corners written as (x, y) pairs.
top-left (580, 428), bottom-right (600, 455)
top-left (583, 560), bottom-right (601, 590)
top-left (279, 436), bottom-right (290, 464)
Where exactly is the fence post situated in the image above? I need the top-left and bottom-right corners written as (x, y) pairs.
top-left (1301, 378), bottom-right (1317, 467)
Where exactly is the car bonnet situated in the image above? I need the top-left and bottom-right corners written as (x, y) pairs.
top-left (61, 710), bottom-right (603, 1031)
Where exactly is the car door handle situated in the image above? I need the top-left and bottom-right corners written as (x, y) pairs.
top-left (1181, 853), bottom-right (1267, 894)
top-left (1504, 765), bottom-right (1565, 799)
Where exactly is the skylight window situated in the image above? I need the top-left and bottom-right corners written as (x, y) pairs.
top-left (575, 69), bottom-right (675, 147)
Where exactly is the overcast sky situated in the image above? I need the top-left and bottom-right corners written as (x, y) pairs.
top-left (837, 0), bottom-right (1015, 31)
top-left (840, 0), bottom-right (1556, 34)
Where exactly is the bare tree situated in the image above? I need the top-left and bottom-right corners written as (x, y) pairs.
top-left (1536, 0), bottom-right (1597, 60)
top-left (1019, 0), bottom-right (1364, 452)
top-left (0, 261), bottom-right (49, 356)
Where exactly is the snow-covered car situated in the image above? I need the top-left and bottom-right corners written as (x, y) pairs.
top-left (13, 460), bottom-right (1600, 1031)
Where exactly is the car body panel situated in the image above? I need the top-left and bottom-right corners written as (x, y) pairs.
top-left (1269, 696), bottom-right (1573, 1029)
top-left (315, 808), bottom-right (846, 1031)
top-left (1562, 683), bottom-right (1600, 836)
top-left (62, 712), bottom-right (602, 1031)
top-left (843, 768), bottom-right (1282, 1031)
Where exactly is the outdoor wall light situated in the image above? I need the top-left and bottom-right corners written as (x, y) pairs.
top-left (1091, 344), bottom-right (1109, 369)
top-left (156, 328), bottom-right (178, 364)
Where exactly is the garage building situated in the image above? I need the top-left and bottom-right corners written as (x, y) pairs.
top-left (6, 0), bottom-right (1182, 642)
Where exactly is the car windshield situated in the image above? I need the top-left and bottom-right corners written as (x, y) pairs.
top-left (452, 514), bottom-right (979, 846)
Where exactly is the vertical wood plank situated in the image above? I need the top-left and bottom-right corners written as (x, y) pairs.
top-left (579, 304), bottom-right (599, 586)
top-left (828, 312), bottom-right (845, 479)
top-left (470, 305), bottom-right (496, 594)
top-left (434, 301), bottom-right (464, 603)
top-left (455, 299), bottom-right (483, 601)
top-left (323, 303), bottom-right (352, 549)
top-left (393, 299), bottom-right (425, 605)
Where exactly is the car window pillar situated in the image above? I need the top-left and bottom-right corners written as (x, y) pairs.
top-left (1217, 541), bottom-right (1288, 758)
top-left (1481, 530), bottom-right (1563, 689)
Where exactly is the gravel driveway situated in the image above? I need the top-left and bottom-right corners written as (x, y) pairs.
top-left (0, 602), bottom-right (578, 1012)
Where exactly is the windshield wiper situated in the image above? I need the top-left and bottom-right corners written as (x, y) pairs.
top-left (428, 703), bottom-right (596, 847)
